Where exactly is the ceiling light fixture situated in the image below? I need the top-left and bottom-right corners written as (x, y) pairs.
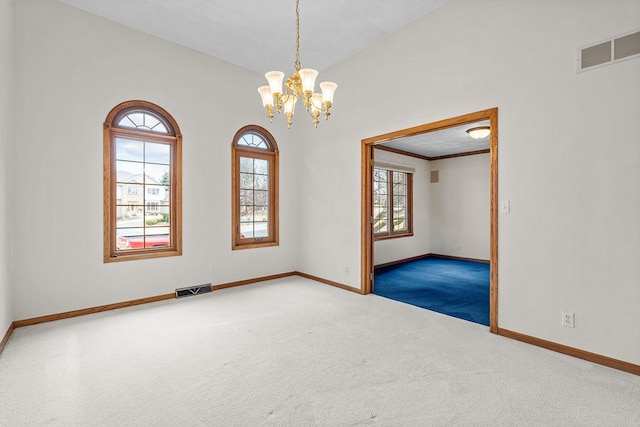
top-left (257, 0), bottom-right (337, 128)
top-left (466, 126), bottom-right (491, 139)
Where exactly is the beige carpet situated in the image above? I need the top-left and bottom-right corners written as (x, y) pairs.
top-left (1, 277), bottom-right (638, 426)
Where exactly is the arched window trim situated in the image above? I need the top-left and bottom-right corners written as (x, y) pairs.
top-left (231, 125), bottom-right (279, 250)
top-left (104, 100), bottom-right (182, 262)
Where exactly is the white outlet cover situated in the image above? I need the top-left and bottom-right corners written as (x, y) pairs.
top-left (500, 200), bottom-right (510, 213)
top-left (561, 311), bottom-right (575, 328)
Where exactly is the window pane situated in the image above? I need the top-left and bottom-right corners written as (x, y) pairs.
top-left (394, 217), bottom-right (406, 231)
top-left (255, 206), bottom-right (268, 221)
top-left (238, 133), bottom-right (268, 149)
top-left (240, 222), bottom-right (253, 238)
top-left (240, 189), bottom-right (253, 205)
top-left (145, 226), bottom-right (170, 248)
top-left (145, 164), bottom-right (170, 184)
top-left (117, 208), bottom-right (145, 226)
top-left (145, 206), bottom-right (170, 226)
top-left (116, 227), bottom-right (144, 250)
top-left (118, 113), bottom-right (144, 129)
top-left (145, 185), bottom-right (169, 204)
top-left (374, 168), bottom-right (386, 181)
top-left (145, 142), bottom-right (170, 165)
top-left (393, 171), bottom-right (405, 184)
top-left (152, 122), bottom-right (168, 133)
top-left (390, 171), bottom-right (409, 233)
top-left (144, 114), bottom-right (160, 130)
top-left (254, 221), bottom-right (269, 237)
top-left (117, 112), bottom-right (169, 134)
top-left (254, 175), bottom-right (268, 191)
top-left (254, 190), bottom-right (268, 206)
top-left (240, 206), bottom-right (254, 223)
top-left (116, 161), bottom-right (144, 183)
top-left (254, 158), bottom-right (268, 174)
top-left (240, 173), bottom-right (253, 189)
top-left (373, 206), bottom-right (388, 234)
top-left (116, 138), bottom-right (144, 162)
top-left (240, 157), bottom-right (253, 173)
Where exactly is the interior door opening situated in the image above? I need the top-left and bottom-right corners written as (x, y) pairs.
top-left (361, 108), bottom-right (499, 333)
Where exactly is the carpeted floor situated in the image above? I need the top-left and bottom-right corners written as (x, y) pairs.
top-left (374, 257), bottom-right (490, 326)
top-left (1, 277), bottom-right (638, 426)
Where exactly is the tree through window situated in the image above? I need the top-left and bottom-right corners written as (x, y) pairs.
top-left (232, 126), bottom-right (279, 249)
top-left (373, 167), bottom-right (413, 239)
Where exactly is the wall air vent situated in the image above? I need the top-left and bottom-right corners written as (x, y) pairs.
top-left (578, 28), bottom-right (640, 72)
top-left (430, 170), bottom-right (439, 183)
top-left (175, 284), bottom-right (212, 299)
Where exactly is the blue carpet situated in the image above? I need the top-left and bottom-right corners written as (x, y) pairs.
top-left (374, 257), bottom-right (490, 326)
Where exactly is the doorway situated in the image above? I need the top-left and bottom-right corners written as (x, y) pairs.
top-left (361, 108), bottom-right (499, 333)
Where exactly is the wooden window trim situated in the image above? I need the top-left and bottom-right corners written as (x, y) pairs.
top-left (103, 100), bottom-right (182, 263)
top-left (373, 169), bottom-right (413, 241)
top-left (232, 125), bottom-right (279, 250)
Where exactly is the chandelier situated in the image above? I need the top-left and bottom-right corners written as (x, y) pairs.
top-left (257, 0), bottom-right (337, 128)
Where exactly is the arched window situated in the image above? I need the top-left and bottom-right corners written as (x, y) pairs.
top-left (103, 100), bottom-right (182, 262)
top-left (232, 125), bottom-right (279, 249)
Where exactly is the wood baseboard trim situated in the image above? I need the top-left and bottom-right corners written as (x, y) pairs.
top-left (0, 322), bottom-right (14, 355)
top-left (13, 293), bottom-right (175, 328)
top-left (497, 328), bottom-right (639, 376)
top-left (374, 253), bottom-right (490, 270)
top-left (374, 253), bottom-right (431, 269)
top-left (427, 253), bottom-right (490, 264)
top-left (211, 272), bottom-right (297, 291)
top-left (295, 271), bottom-right (364, 294)
top-left (9, 271), bottom-right (356, 331)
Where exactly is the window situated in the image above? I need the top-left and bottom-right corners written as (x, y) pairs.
top-left (104, 100), bottom-right (182, 262)
top-left (373, 168), bottom-right (413, 239)
top-left (232, 125), bottom-right (279, 249)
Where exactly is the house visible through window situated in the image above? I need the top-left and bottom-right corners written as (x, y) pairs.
top-left (232, 125), bottom-right (279, 249)
top-left (373, 167), bottom-right (413, 239)
top-left (104, 100), bottom-right (182, 262)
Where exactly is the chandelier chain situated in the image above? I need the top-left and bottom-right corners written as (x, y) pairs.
top-left (294, 0), bottom-right (300, 71)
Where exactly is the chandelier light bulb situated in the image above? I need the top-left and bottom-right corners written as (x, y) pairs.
top-left (320, 81), bottom-right (337, 104)
top-left (310, 93), bottom-right (323, 114)
top-left (257, 86), bottom-right (273, 107)
top-left (299, 68), bottom-right (318, 93)
top-left (283, 96), bottom-right (297, 115)
top-left (265, 71), bottom-right (284, 95)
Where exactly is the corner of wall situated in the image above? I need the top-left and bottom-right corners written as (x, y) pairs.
top-left (0, 0), bottom-right (15, 336)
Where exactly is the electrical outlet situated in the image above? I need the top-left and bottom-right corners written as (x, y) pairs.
top-left (344, 267), bottom-right (350, 276)
top-left (561, 311), bottom-right (575, 328)
top-left (211, 267), bottom-right (216, 275)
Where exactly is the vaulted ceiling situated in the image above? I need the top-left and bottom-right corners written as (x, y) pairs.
top-left (57, 0), bottom-right (448, 73)
top-left (56, 0), bottom-right (491, 156)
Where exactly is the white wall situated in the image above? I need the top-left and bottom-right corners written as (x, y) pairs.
top-left (373, 149), bottom-right (430, 265)
top-left (300, 0), bottom-right (640, 364)
top-left (11, 0), bottom-right (299, 319)
top-left (430, 154), bottom-right (490, 260)
top-left (0, 0), bottom-right (13, 335)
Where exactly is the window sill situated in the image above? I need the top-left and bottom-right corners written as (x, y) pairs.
top-left (104, 248), bottom-right (182, 263)
top-left (374, 232), bottom-right (414, 242)
top-left (232, 241), bottom-right (279, 251)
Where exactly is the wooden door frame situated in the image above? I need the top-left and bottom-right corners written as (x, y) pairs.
top-left (361, 108), bottom-right (499, 333)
